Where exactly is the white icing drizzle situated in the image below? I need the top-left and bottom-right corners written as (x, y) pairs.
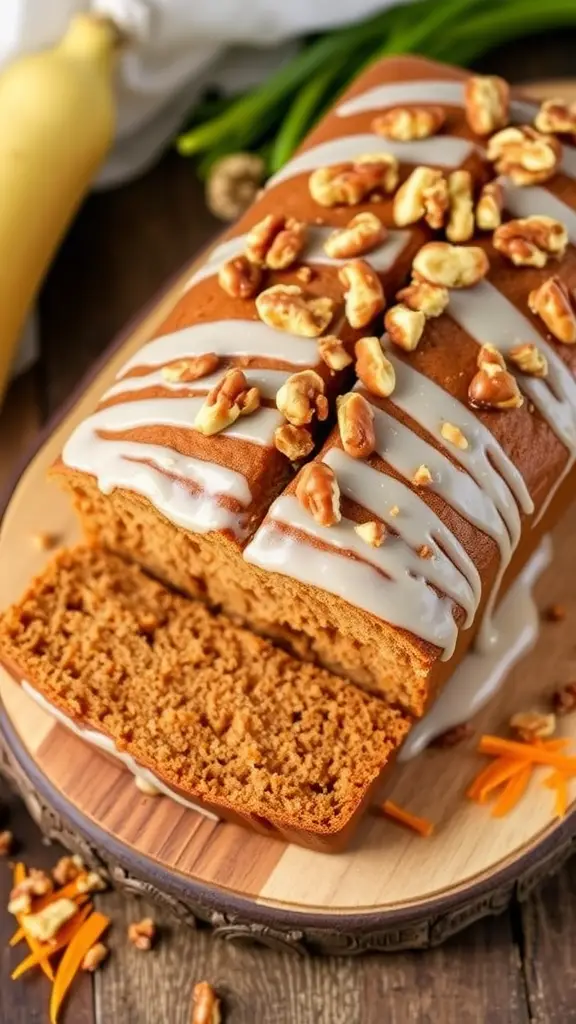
top-left (500, 180), bottom-right (576, 243)
top-left (122, 320), bottom-right (322, 375)
top-left (325, 448), bottom-right (480, 624)
top-left (335, 79), bottom-right (537, 124)
top-left (399, 537), bottom-right (553, 760)
top-left (267, 134), bottom-right (476, 189)
top-left (22, 682), bottom-right (219, 820)
top-left (185, 226), bottom-right (411, 292)
top-left (104, 366), bottom-right (291, 402)
top-left (245, 495), bottom-right (459, 658)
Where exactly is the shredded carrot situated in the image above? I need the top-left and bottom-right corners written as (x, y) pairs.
top-left (13, 862), bottom-right (26, 886)
top-left (11, 863), bottom-right (54, 982)
top-left (540, 738), bottom-right (571, 752)
top-left (11, 905), bottom-right (92, 980)
top-left (49, 912), bottom-right (110, 1024)
top-left (9, 892), bottom-right (90, 947)
top-left (491, 763), bottom-right (532, 818)
top-left (466, 757), bottom-right (526, 803)
top-left (478, 736), bottom-right (576, 773)
top-left (543, 770), bottom-right (569, 817)
top-left (381, 799), bottom-right (434, 837)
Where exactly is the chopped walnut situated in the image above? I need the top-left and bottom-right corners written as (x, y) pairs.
top-left (128, 917), bottom-right (156, 951)
top-left (441, 422), bottom-right (469, 450)
top-left (396, 280), bottom-right (449, 318)
top-left (510, 709), bottom-right (556, 742)
top-left (385, 304), bottom-right (426, 352)
top-left (323, 212), bottom-right (386, 259)
top-left (464, 75), bottom-right (510, 135)
top-left (52, 854), bottom-right (84, 887)
top-left (372, 105), bottom-right (445, 141)
top-left (412, 242), bottom-right (489, 288)
top-left (309, 154), bottom-right (398, 207)
top-left (494, 217), bottom-right (567, 268)
top-left (468, 363), bottom-right (523, 411)
top-left (354, 521), bottom-right (386, 547)
top-left (476, 181), bottom-right (503, 231)
top-left (296, 265), bottom-right (314, 284)
top-left (274, 423), bottom-right (314, 461)
top-left (339, 259), bottom-right (385, 329)
top-left (393, 166), bottom-right (448, 229)
top-left (545, 603), bottom-right (566, 622)
top-left (355, 336), bottom-right (396, 398)
top-left (412, 464), bottom-right (433, 487)
top-left (446, 170), bottom-right (475, 244)
top-left (22, 899), bottom-right (78, 943)
top-left (552, 683), bottom-right (576, 716)
top-left (244, 214), bottom-right (307, 269)
top-left (431, 723), bottom-right (474, 748)
top-left (82, 942), bottom-right (109, 972)
top-left (295, 462), bottom-right (341, 527)
top-left (478, 343), bottom-right (506, 371)
top-left (31, 531), bottom-right (58, 551)
top-left (0, 830), bottom-right (14, 856)
top-left (206, 153), bottom-right (265, 222)
top-left (535, 98), bottom-right (576, 137)
top-left (194, 369), bottom-right (260, 436)
top-left (256, 284), bottom-right (334, 337)
top-left (389, 504), bottom-right (400, 517)
top-left (318, 335), bottom-right (353, 371)
top-left (76, 871), bottom-right (107, 894)
top-left (162, 354), bottom-right (220, 383)
top-left (192, 981), bottom-right (222, 1024)
top-left (276, 370), bottom-right (328, 427)
top-left (508, 343), bottom-right (548, 378)
top-left (8, 868), bottom-right (53, 915)
top-left (528, 276), bottom-right (576, 344)
top-left (337, 392), bottom-right (376, 459)
top-left (218, 255), bottom-right (262, 299)
top-left (487, 125), bottom-right (562, 186)
top-left (418, 544), bottom-right (433, 559)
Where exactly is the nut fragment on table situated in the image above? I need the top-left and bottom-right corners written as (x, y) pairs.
top-left (385, 304), bottom-right (425, 352)
top-left (274, 423), bottom-right (314, 461)
top-left (372, 105), bottom-right (445, 141)
top-left (354, 520), bottom-right (386, 547)
top-left (192, 981), bottom-right (222, 1024)
top-left (355, 336), bottom-right (396, 398)
top-left (128, 917), bottom-right (157, 951)
top-left (276, 370), bottom-right (328, 427)
top-left (162, 354), bottom-right (220, 383)
top-left (493, 217), bottom-right (567, 268)
top-left (22, 898), bottom-right (78, 943)
top-left (508, 343), bottom-right (548, 378)
top-left (309, 154), bottom-right (398, 207)
top-left (446, 170), bottom-right (474, 243)
top-left (256, 284), bottom-right (334, 337)
top-left (535, 98), bottom-right (576, 137)
top-left (8, 868), bottom-right (53, 915)
top-left (528, 276), bottom-right (576, 344)
top-left (31, 531), bottom-right (58, 551)
top-left (218, 255), bottom-right (262, 299)
top-left (318, 335), bottom-right (353, 370)
top-left (206, 153), bottom-right (265, 222)
top-left (487, 126), bottom-right (562, 186)
top-left (296, 462), bottom-right (341, 527)
top-left (337, 392), bottom-right (376, 459)
top-left (552, 682), bottom-right (576, 715)
top-left (323, 212), bottom-right (386, 259)
top-left (396, 280), bottom-right (449, 318)
top-left (245, 214), bottom-right (307, 269)
top-left (0, 830), bottom-right (13, 856)
top-left (510, 709), bottom-right (556, 742)
top-left (194, 369), bottom-right (260, 436)
top-left (464, 75), bottom-right (509, 135)
top-left (393, 166), bottom-right (448, 228)
top-left (82, 942), bottom-right (109, 972)
top-left (339, 259), bottom-right (385, 329)
top-left (476, 181), bottom-right (503, 231)
top-left (76, 870), bottom-right (107, 894)
top-left (52, 854), bottom-right (84, 886)
top-left (412, 242), bottom-right (489, 288)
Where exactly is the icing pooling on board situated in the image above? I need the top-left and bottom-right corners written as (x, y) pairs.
top-left (184, 226), bottom-right (411, 293)
top-left (267, 134), bottom-right (476, 189)
top-left (245, 495), bottom-right (460, 657)
top-left (399, 537), bottom-right (553, 760)
top-left (22, 682), bottom-right (219, 820)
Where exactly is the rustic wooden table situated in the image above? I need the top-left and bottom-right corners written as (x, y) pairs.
top-left (1, 34), bottom-right (576, 1024)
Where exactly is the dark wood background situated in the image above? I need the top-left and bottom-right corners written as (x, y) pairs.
top-left (1, 33), bottom-right (576, 1024)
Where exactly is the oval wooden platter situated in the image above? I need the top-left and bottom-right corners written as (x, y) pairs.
top-left (2, 78), bottom-right (576, 955)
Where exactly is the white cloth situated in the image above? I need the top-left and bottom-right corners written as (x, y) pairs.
top-left (1, 0), bottom-right (398, 185)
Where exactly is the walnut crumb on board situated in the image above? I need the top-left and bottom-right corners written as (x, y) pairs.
top-left (0, 830), bottom-right (14, 855)
top-left (552, 683), bottom-right (576, 716)
top-left (192, 981), bottom-right (222, 1024)
top-left (82, 942), bottom-right (109, 972)
top-left (128, 917), bottom-right (156, 950)
top-left (31, 531), bottom-right (59, 551)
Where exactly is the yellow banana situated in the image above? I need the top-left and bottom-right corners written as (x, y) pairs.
top-left (0, 14), bottom-right (123, 402)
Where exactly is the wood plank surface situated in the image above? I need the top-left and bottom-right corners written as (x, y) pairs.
top-left (1, 29), bottom-right (576, 1024)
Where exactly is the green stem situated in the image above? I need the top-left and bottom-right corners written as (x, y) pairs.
top-left (433, 0), bottom-right (576, 64)
top-left (382, 0), bottom-right (487, 56)
top-left (269, 59), bottom-right (347, 173)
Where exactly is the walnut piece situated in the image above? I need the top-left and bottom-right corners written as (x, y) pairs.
top-left (355, 336), bottom-right (395, 398)
top-left (494, 216), bottom-right (567, 268)
top-left (128, 917), bottom-right (156, 951)
top-left (354, 520), bottom-right (386, 547)
top-left (372, 105), bottom-right (445, 141)
top-left (22, 899), bottom-right (77, 943)
top-left (323, 212), bottom-right (387, 259)
top-left (337, 392), bottom-right (376, 459)
top-left (192, 981), bottom-right (222, 1024)
top-left (510, 709), bottom-right (556, 742)
top-left (339, 259), bottom-right (385, 329)
top-left (218, 255), bottom-right (262, 299)
top-left (487, 126), bottom-right (562, 185)
top-left (468, 363), bottom-right (524, 411)
top-left (8, 869), bottom-right (53, 915)
top-left (396, 280), bottom-right (449, 318)
top-left (385, 304), bottom-right (426, 352)
top-left (52, 854), bottom-right (84, 887)
top-left (76, 871), bottom-right (107, 894)
top-left (82, 942), bottom-right (109, 972)
top-left (309, 154), bottom-right (398, 207)
top-left (274, 423), bottom-right (314, 461)
top-left (206, 153), bottom-right (265, 222)
top-left (256, 284), bottom-right (334, 337)
top-left (476, 181), bottom-right (503, 231)
top-left (318, 335), bottom-right (353, 371)
top-left (296, 462), bottom-right (341, 527)
top-left (244, 214), bottom-right (307, 269)
top-left (552, 682), bottom-right (576, 716)
top-left (528, 276), bottom-right (576, 343)
top-left (478, 343), bottom-right (506, 371)
top-left (412, 464), bottom-right (433, 487)
top-left (464, 75), bottom-right (510, 135)
top-left (535, 98), bottom-right (576, 137)
top-left (31, 531), bottom-right (58, 551)
top-left (161, 354), bottom-right (220, 383)
top-left (446, 170), bottom-right (474, 243)
top-left (508, 343), bottom-right (548, 378)
top-left (275, 370), bottom-right (328, 427)
top-left (0, 830), bottom-right (13, 856)
top-left (440, 422), bottom-right (469, 450)
top-left (412, 242), bottom-right (489, 288)
top-left (194, 368), bottom-right (260, 436)
top-left (393, 166), bottom-right (448, 229)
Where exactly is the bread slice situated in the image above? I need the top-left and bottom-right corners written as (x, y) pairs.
top-left (0, 546), bottom-right (410, 850)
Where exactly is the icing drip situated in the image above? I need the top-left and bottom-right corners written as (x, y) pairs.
top-left (325, 448), bottom-right (481, 624)
top-left (122, 320), bottom-right (322, 375)
top-left (399, 537), bottom-right (553, 760)
top-left (500, 180), bottom-right (576, 243)
top-left (185, 227), bottom-right (411, 292)
top-left (245, 495), bottom-right (460, 658)
top-left (105, 365), bottom-right (291, 402)
top-left (22, 682), bottom-right (219, 820)
top-left (267, 134), bottom-right (476, 189)
top-left (335, 79), bottom-right (537, 124)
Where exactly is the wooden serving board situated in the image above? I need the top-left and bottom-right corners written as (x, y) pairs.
top-left (2, 79), bottom-right (576, 955)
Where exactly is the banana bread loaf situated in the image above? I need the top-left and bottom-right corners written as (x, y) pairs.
top-left (51, 55), bottom-right (576, 716)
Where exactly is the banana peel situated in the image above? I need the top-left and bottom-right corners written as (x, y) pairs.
top-left (0, 14), bottom-right (123, 403)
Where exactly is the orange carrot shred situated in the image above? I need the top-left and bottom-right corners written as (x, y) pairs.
top-left (10, 893), bottom-right (90, 947)
top-left (381, 799), bottom-right (434, 837)
top-left (13, 862), bottom-right (26, 886)
top-left (11, 905), bottom-right (92, 981)
top-left (540, 739), bottom-right (571, 752)
top-left (50, 912), bottom-right (110, 1024)
top-left (543, 770), bottom-right (569, 817)
top-left (466, 757), bottom-right (525, 803)
top-left (478, 736), bottom-right (576, 773)
top-left (10, 863), bottom-right (54, 981)
top-left (491, 763), bottom-right (532, 818)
